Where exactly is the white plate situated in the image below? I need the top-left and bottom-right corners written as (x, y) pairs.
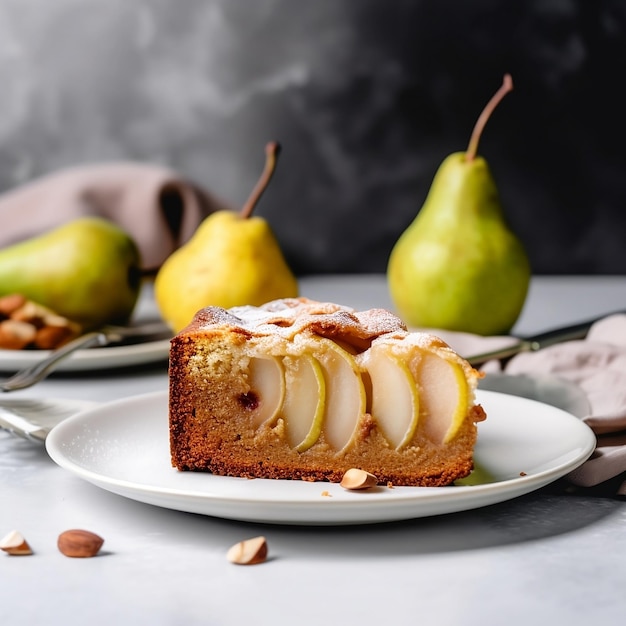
top-left (46, 389), bottom-right (595, 526)
top-left (0, 338), bottom-right (171, 373)
top-left (0, 283), bottom-right (170, 372)
top-left (0, 282), bottom-right (170, 372)
top-left (480, 372), bottom-right (591, 418)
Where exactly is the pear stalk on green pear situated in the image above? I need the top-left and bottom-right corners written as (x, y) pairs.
top-left (387, 74), bottom-right (530, 336)
top-left (155, 142), bottom-right (298, 332)
top-left (0, 217), bottom-right (141, 329)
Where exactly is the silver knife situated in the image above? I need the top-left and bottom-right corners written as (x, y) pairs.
top-left (465, 312), bottom-right (623, 367)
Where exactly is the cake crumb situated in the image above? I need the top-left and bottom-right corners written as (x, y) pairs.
top-left (387, 481), bottom-right (394, 489)
top-left (519, 471), bottom-right (527, 477)
top-left (321, 490), bottom-right (332, 497)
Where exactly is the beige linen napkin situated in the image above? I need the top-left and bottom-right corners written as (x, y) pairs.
top-left (0, 163), bottom-right (230, 271)
top-left (443, 314), bottom-right (626, 493)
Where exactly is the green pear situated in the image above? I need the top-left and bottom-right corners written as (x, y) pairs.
top-left (155, 142), bottom-right (298, 332)
top-left (387, 75), bottom-right (530, 336)
top-left (0, 217), bottom-right (142, 329)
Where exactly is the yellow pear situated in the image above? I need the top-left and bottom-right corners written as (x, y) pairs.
top-left (387, 75), bottom-right (530, 336)
top-left (155, 143), bottom-right (298, 332)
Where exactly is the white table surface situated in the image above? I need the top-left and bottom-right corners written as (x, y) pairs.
top-left (1, 274), bottom-right (625, 626)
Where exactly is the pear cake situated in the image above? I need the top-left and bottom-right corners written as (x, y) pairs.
top-left (168, 298), bottom-right (486, 487)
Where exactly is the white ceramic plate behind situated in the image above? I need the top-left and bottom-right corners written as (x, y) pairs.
top-left (0, 284), bottom-right (170, 372)
top-left (46, 389), bottom-right (596, 526)
top-left (0, 338), bottom-right (171, 373)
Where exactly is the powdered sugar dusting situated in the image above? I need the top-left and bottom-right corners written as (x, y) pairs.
top-left (189, 297), bottom-right (407, 344)
top-left (355, 308), bottom-right (407, 335)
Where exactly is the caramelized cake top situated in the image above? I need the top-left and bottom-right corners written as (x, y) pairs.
top-left (181, 297), bottom-right (420, 348)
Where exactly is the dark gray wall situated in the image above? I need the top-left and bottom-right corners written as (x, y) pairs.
top-left (1, 0), bottom-right (625, 275)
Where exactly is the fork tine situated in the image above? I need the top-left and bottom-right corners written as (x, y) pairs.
top-left (0, 398), bottom-right (98, 441)
top-left (0, 331), bottom-right (105, 392)
top-left (0, 372), bottom-right (39, 392)
top-left (0, 321), bottom-right (171, 393)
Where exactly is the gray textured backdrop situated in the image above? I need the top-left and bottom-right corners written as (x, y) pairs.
top-left (1, 0), bottom-right (625, 275)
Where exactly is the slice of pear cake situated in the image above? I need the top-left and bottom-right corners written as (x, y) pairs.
top-left (168, 298), bottom-right (486, 487)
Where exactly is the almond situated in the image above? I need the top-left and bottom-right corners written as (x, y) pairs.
top-left (0, 530), bottom-right (33, 556)
top-left (226, 536), bottom-right (268, 565)
top-left (0, 295), bottom-right (82, 350)
top-left (11, 301), bottom-right (53, 325)
top-left (0, 320), bottom-right (37, 350)
top-left (57, 529), bottom-right (104, 558)
top-left (0, 294), bottom-right (27, 317)
top-left (34, 325), bottom-right (76, 350)
top-left (340, 468), bottom-right (378, 490)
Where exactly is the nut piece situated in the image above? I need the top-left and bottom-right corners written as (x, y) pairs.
top-left (0, 320), bottom-right (37, 350)
top-left (0, 294), bottom-right (27, 317)
top-left (0, 294), bottom-right (82, 350)
top-left (34, 324), bottom-right (76, 350)
top-left (57, 529), bottom-right (104, 558)
top-left (340, 468), bottom-right (378, 491)
top-left (226, 536), bottom-right (268, 565)
top-left (0, 530), bottom-right (33, 556)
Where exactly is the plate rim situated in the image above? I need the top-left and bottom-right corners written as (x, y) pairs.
top-left (0, 338), bottom-right (171, 372)
top-left (45, 388), bottom-right (596, 525)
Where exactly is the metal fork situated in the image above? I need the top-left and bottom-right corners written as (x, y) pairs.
top-left (0, 321), bottom-right (171, 392)
top-left (0, 397), bottom-right (98, 442)
top-left (0, 321), bottom-right (171, 441)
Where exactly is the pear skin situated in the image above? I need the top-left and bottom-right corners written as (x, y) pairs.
top-left (388, 152), bottom-right (530, 335)
top-left (155, 210), bottom-right (298, 332)
top-left (155, 143), bottom-right (298, 332)
top-left (387, 75), bottom-right (530, 336)
top-left (0, 217), bottom-right (141, 329)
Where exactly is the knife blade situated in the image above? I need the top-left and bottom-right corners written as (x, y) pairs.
top-left (465, 311), bottom-right (624, 367)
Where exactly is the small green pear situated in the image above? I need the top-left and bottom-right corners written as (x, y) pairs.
top-left (0, 217), bottom-right (142, 329)
top-left (387, 75), bottom-right (530, 336)
top-left (155, 142), bottom-right (298, 332)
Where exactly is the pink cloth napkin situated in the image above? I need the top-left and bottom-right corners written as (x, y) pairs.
top-left (444, 315), bottom-right (626, 493)
top-left (0, 163), bottom-right (230, 271)
top-left (503, 314), bottom-right (626, 492)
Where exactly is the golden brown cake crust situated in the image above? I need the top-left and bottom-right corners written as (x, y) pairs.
top-left (168, 298), bottom-right (486, 487)
top-left (181, 298), bottom-right (409, 350)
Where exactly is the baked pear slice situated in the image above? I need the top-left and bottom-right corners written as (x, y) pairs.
top-left (281, 353), bottom-right (326, 452)
top-left (307, 337), bottom-right (367, 453)
top-left (360, 343), bottom-right (420, 449)
top-left (247, 356), bottom-right (286, 427)
top-left (412, 352), bottom-right (470, 444)
top-left (360, 333), bottom-right (474, 447)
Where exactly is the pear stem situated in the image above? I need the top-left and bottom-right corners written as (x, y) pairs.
top-left (239, 142), bottom-right (281, 219)
top-left (465, 74), bottom-right (513, 162)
